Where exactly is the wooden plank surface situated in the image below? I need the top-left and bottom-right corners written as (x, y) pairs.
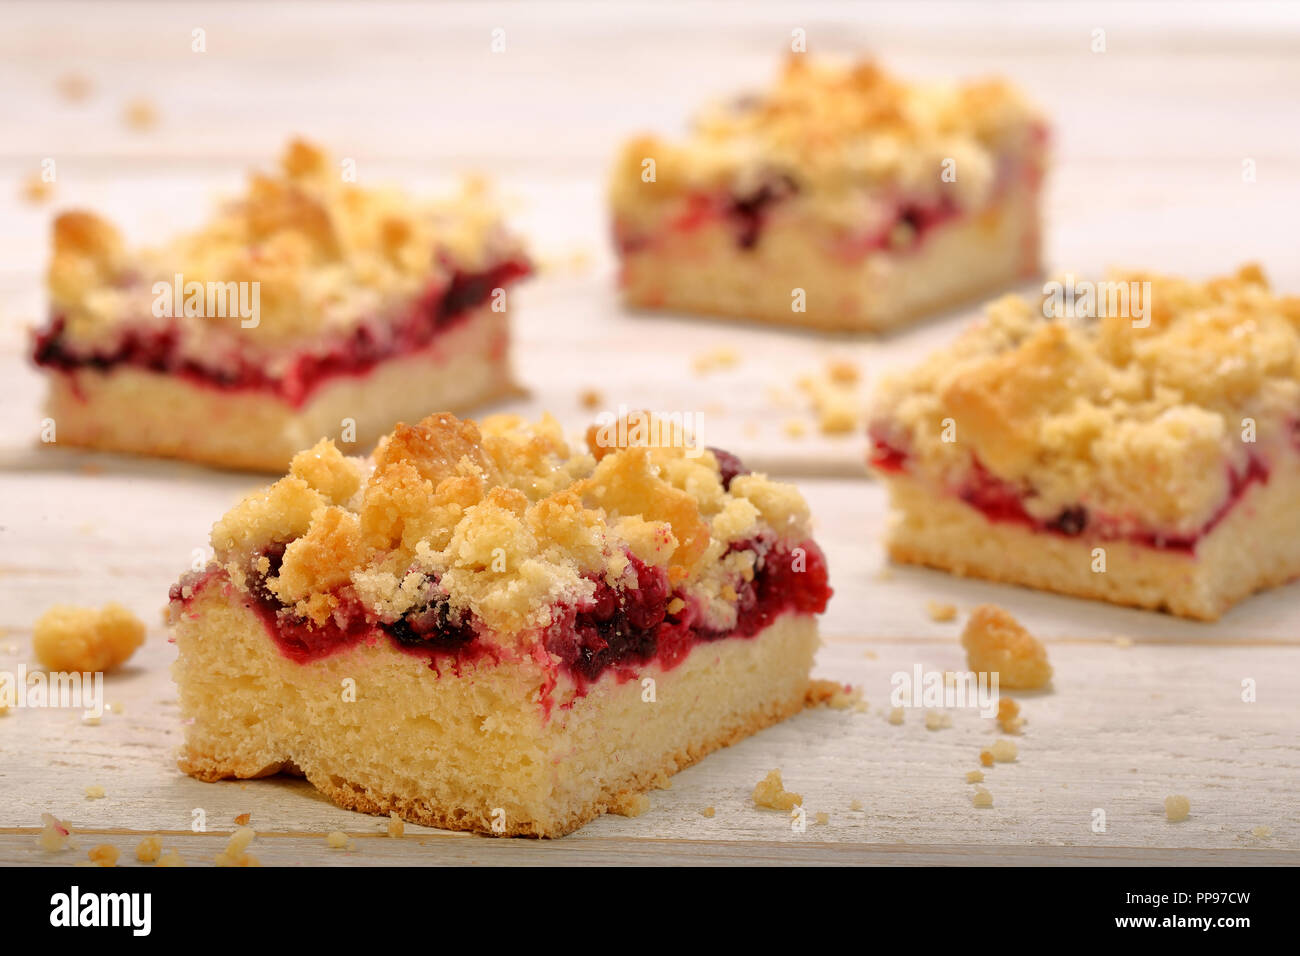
top-left (0, 0), bottom-right (1298, 865)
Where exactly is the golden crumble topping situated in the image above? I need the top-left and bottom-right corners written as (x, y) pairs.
top-left (961, 605), bottom-right (1052, 690)
top-left (48, 138), bottom-right (525, 356)
top-left (33, 602), bottom-right (145, 673)
top-left (193, 412), bottom-right (815, 640)
top-left (1164, 794), bottom-right (1191, 822)
top-left (135, 836), bottom-right (163, 863)
top-left (871, 266), bottom-right (1300, 536)
top-left (611, 57), bottom-right (1044, 230)
top-left (87, 844), bottom-right (120, 867)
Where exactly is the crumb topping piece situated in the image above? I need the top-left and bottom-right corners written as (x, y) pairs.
top-left (87, 844), bottom-right (120, 867)
top-left (609, 792), bottom-right (651, 818)
top-left (135, 836), bottom-right (163, 863)
top-left (48, 138), bottom-right (525, 352)
top-left (612, 57), bottom-right (1043, 227)
top-left (872, 265), bottom-right (1300, 534)
top-left (201, 412), bottom-right (816, 640)
top-left (33, 602), bottom-right (145, 673)
top-left (753, 768), bottom-right (802, 811)
top-left (961, 604), bottom-right (1052, 690)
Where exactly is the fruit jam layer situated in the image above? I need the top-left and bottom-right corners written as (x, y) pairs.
top-left (33, 259), bottom-right (529, 408)
top-left (170, 534), bottom-right (831, 690)
top-left (869, 436), bottom-right (1270, 554)
top-left (615, 150), bottom-right (1042, 261)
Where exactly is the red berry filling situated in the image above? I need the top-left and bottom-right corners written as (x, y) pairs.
top-left (32, 259), bottom-right (529, 409)
top-left (869, 436), bottom-right (1272, 554)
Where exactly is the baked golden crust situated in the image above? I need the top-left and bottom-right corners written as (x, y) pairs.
top-left (610, 56), bottom-right (1046, 230)
top-left (47, 138), bottom-right (525, 355)
top-left (870, 265), bottom-right (1300, 536)
top-left (195, 412), bottom-right (814, 639)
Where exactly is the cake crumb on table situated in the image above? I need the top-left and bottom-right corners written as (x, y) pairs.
top-left (996, 697), bottom-right (1024, 734)
top-left (21, 173), bottom-right (54, 204)
top-left (849, 798), bottom-right (863, 811)
top-left (326, 830), bottom-right (349, 849)
top-left (888, 706), bottom-right (905, 725)
top-left (1164, 795), bottom-right (1191, 822)
top-left (215, 826), bottom-right (260, 867)
top-left (135, 836), bottom-right (163, 863)
top-left (87, 844), bottom-right (119, 867)
top-left (1251, 825), bottom-right (1272, 838)
top-left (33, 602), bottom-right (145, 674)
top-left (972, 787), bottom-right (994, 808)
top-left (753, 769), bottom-right (802, 811)
top-left (234, 812), bottom-right (251, 826)
top-left (692, 347), bottom-right (740, 374)
top-left (961, 604), bottom-right (1052, 690)
top-left (122, 97), bottom-right (158, 131)
top-left (56, 72), bottom-right (92, 101)
top-left (925, 710), bottom-right (952, 730)
top-left (805, 678), bottom-right (862, 710)
top-left (37, 813), bottom-right (72, 852)
top-left (927, 601), bottom-right (958, 622)
top-left (979, 749), bottom-right (995, 767)
top-left (387, 813), bottom-right (405, 838)
top-left (814, 811), bottom-right (830, 825)
top-left (966, 770), bottom-right (985, 783)
top-left (990, 739), bottom-right (1018, 762)
top-left (826, 359), bottom-right (860, 385)
top-left (578, 389), bottom-right (602, 410)
top-left (699, 806), bottom-right (716, 818)
top-left (610, 791), bottom-right (651, 818)
top-left (84, 785), bottom-right (105, 800)
top-left (1114, 636), bottom-right (1134, 648)
top-left (156, 850), bottom-right (185, 867)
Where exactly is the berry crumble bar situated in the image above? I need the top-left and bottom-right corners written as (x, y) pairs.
top-left (610, 57), bottom-right (1047, 331)
top-left (33, 140), bottom-right (530, 471)
top-left (168, 412), bottom-right (831, 836)
top-left (869, 265), bottom-right (1300, 620)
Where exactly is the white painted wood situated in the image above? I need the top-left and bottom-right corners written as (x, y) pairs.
top-left (0, 0), bottom-right (1297, 863)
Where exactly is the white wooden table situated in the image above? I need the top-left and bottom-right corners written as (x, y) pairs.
top-left (0, 1), bottom-right (1297, 865)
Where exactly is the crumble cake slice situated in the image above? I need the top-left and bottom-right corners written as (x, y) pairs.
top-left (168, 412), bottom-right (832, 837)
top-left (609, 57), bottom-right (1047, 332)
top-left (868, 265), bottom-right (1300, 620)
top-left (32, 139), bottom-right (530, 471)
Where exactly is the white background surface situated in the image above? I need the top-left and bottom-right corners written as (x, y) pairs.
top-left (0, 1), bottom-right (1296, 864)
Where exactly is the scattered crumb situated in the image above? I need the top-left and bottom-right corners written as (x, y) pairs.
top-left (692, 347), bottom-right (739, 374)
top-left (1113, 636), bottom-right (1134, 648)
top-left (84, 785), bottom-right (105, 800)
top-left (990, 739), bottom-right (1018, 763)
top-left (979, 750), bottom-right (995, 767)
top-left (1251, 825), bottom-right (1272, 838)
top-left (924, 710), bottom-right (952, 731)
top-left (888, 706), bottom-right (905, 725)
top-left (234, 812), bottom-right (251, 826)
top-left (38, 813), bottom-right (72, 852)
top-left (862, 649), bottom-right (877, 660)
top-left (825, 359), bottom-right (860, 385)
top-left (814, 811), bottom-right (830, 825)
top-left (578, 389), bottom-right (603, 410)
top-left (387, 813), bottom-right (405, 838)
top-left (961, 604), bottom-right (1052, 690)
top-left (21, 173), bottom-right (54, 204)
top-left (797, 366), bottom-right (864, 435)
top-left (135, 836), bottom-right (163, 863)
top-left (326, 830), bottom-right (350, 849)
top-left (783, 419), bottom-right (807, 439)
top-left (33, 602), bottom-right (146, 673)
top-left (966, 770), bottom-right (985, 784)
top-left (82, 715), bottom-right (101, 727)
top-left (875, 567), bottom-right (894, 582)
top-left (87, 844), bottom-right (119, 867)
top-left (610, 791), bottom-right (651, 818)
top-left (699, 806), bottom-right (716, 818)
top-left (215, 826), bottom-right (260, 867)
top-left (122, 97), bottom-right (158, 131)
top-left (1164, 795), bottom-right (1191, 822)
top-left (997, 697), bottom-right (1024, 734)
top-left (156, 850), bottom-right (185, 867)
top-left (972, 787), bottom-right (994, 808)
top-left (805, 678), bottom-right (862, 710)
top-left (56, 72), bottom-right (92, 101)
top-left (752, 769), bottom-right (802, 811)
top-left (849, 798), bottom-right (863, 811)
top-left (107, 701), bottom-right (124, 714)
top-left (927, 601), bottom-right (958, 623)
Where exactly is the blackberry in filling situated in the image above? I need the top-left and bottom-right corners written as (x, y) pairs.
top-left (709, 447), bottom-right (750, 490)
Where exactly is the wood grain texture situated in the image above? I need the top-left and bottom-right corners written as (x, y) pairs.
top-left (0, 0), bottom-right (1298, 865)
